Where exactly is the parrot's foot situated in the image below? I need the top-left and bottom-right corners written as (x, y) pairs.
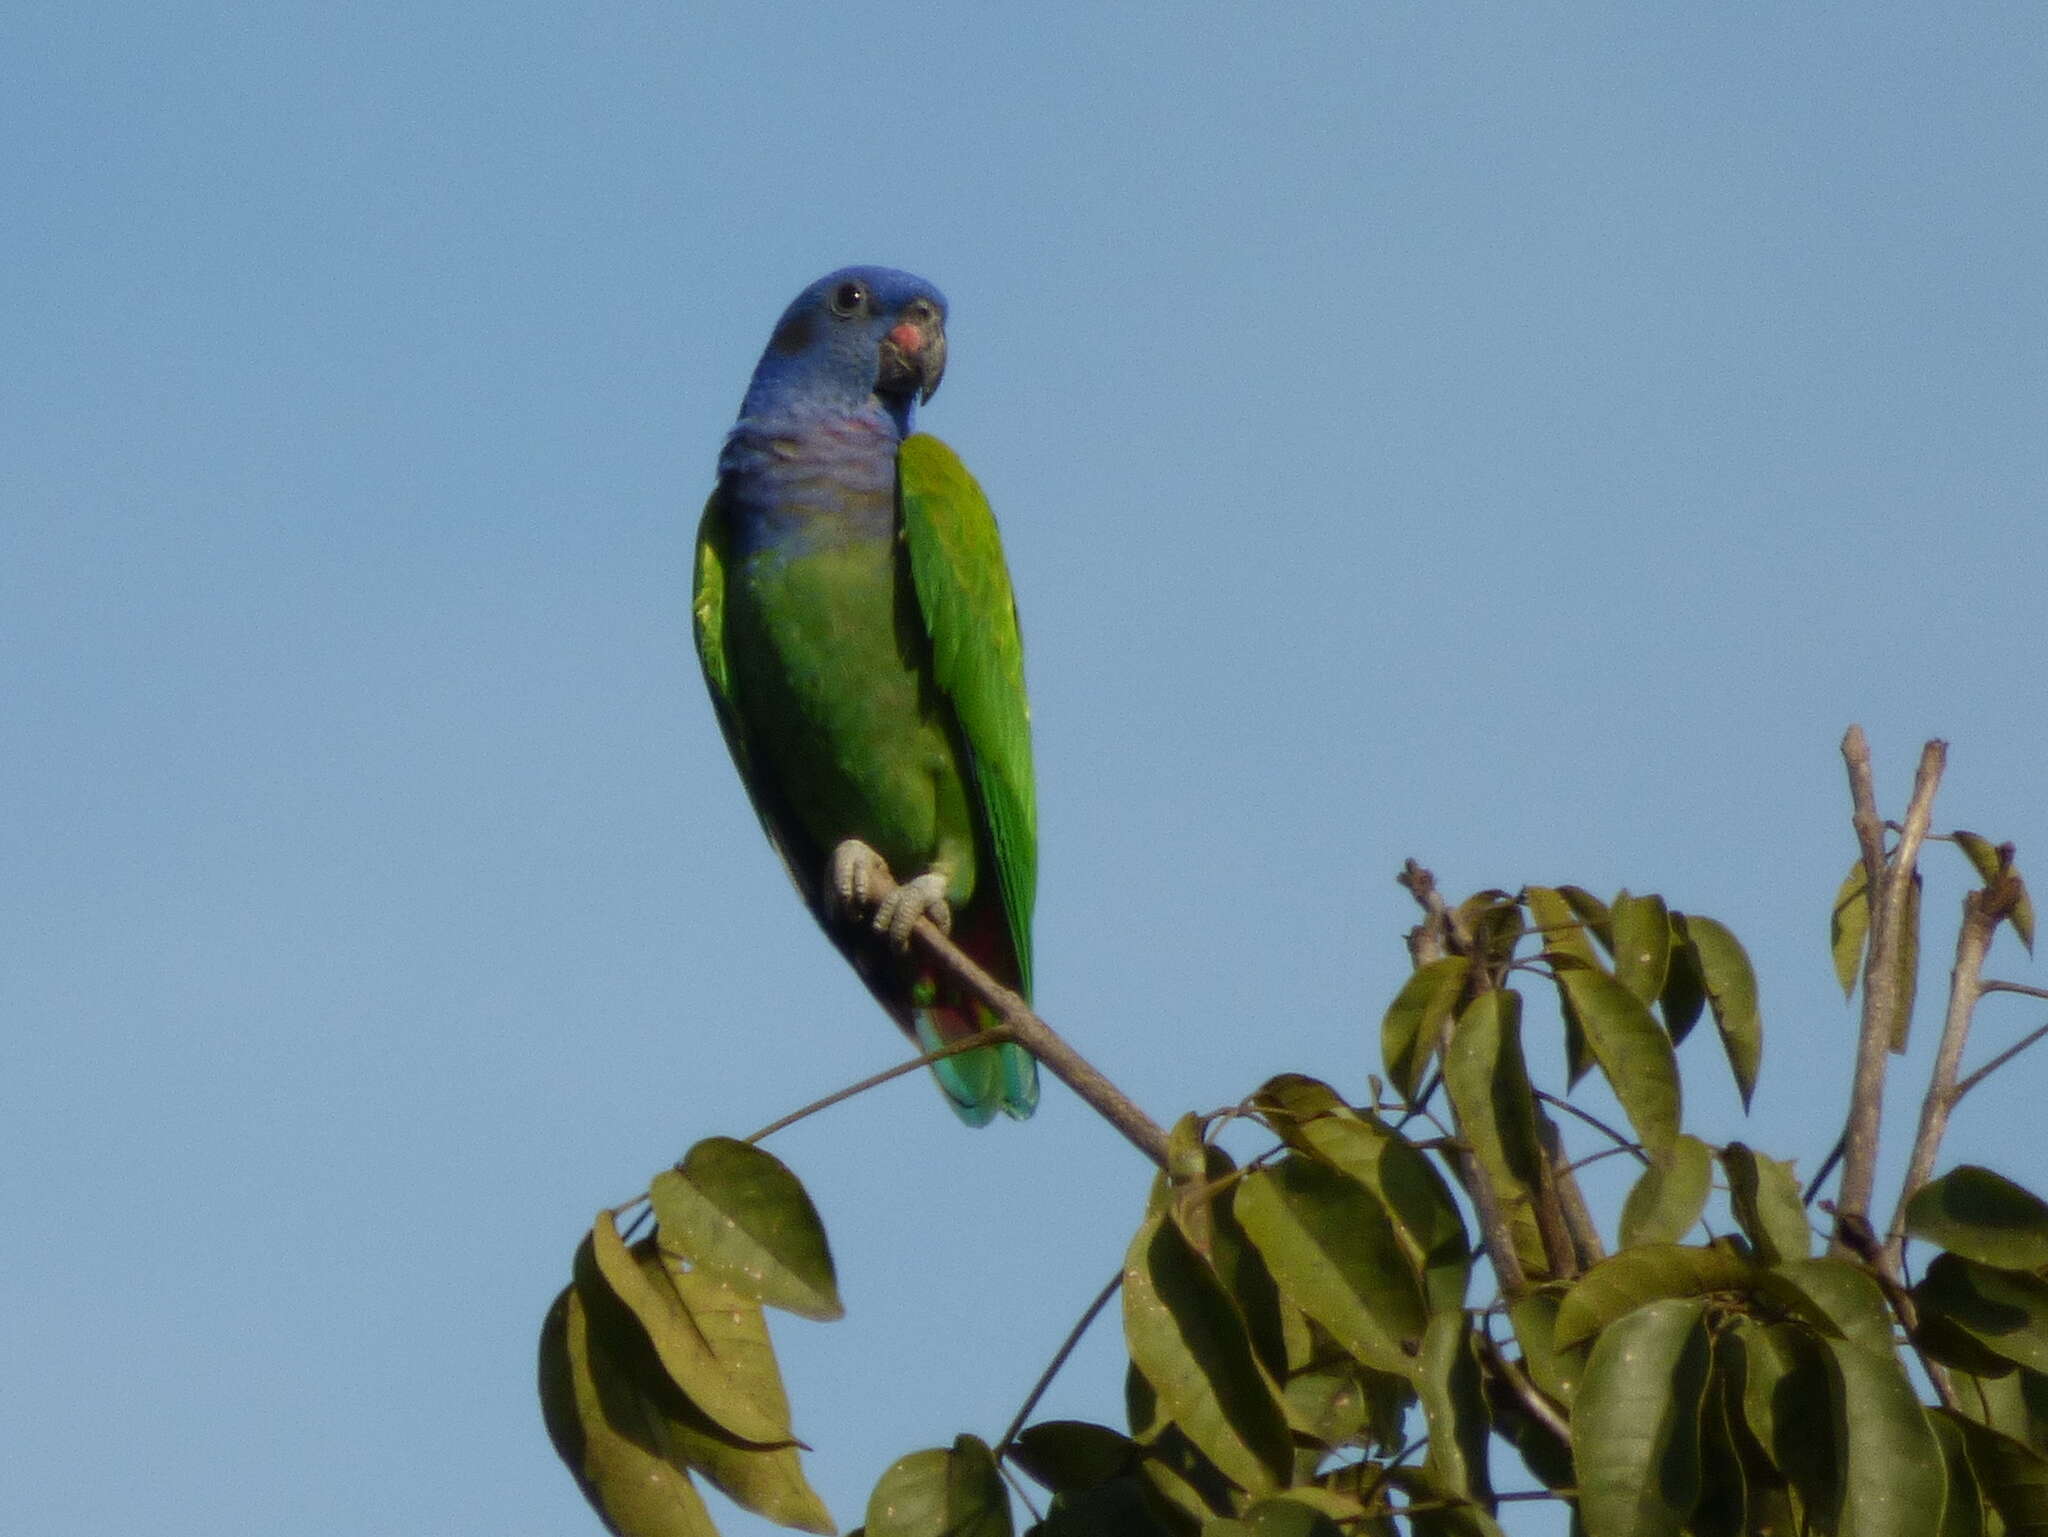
top-left (828, 840), bottom-right (952, 951)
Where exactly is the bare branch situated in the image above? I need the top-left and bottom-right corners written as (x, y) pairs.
top-left (743, 1031), bottom-right (1020, 1145)
top-left (1476, 1326), bottom-right (1572, 1445)
top-left (1954, 1019), bottom-right (2048, 1101)
top-left (1399, 859), bottom-right (1456, 965)
top-left (995, 1268), bottom-right (1124, 1461)
top-left (853, 862), bottom-right (1172, 1169)
top-left (1885, 888), bottom-right (1999, 1267)
top-left (1982, 980), bottom-right (2048, 1003)
top-left (1834, 731), bottom-right (1946, 1266)
top-left (1536, 1089), bottom-right (1651, 1166)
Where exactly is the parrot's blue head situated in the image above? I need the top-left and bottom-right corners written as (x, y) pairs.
top-left (738, 266), bottom-right (950, 437)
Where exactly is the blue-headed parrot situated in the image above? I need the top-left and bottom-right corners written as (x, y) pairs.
top-left (692, 267), bottom-right (1037, 1124)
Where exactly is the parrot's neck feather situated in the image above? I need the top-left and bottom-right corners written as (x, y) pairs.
top-left (718, 409), bottom-right (901, 557)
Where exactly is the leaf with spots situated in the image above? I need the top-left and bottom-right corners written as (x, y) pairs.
top-left (651, 1138), bottom-right (843, 1321)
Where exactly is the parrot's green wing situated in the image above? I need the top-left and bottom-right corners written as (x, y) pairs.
top-left (897, 433), bottom-right (1037, 998)
top-left (691, 490), bottom-right (818, 905)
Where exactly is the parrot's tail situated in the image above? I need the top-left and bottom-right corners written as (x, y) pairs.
top-left (912, 1006), bottom-right (1038, 1126)
top-left (908, 905), bottom-right (1038, 1125)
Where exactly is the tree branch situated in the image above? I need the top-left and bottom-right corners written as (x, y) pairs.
top-left (1953, 1019), bottom-right (2048, 1102)
top-left (1833, 729), bottom-right (1945, 1265)
top-left (852, 863), bottom-right (1173, 1169)
top-left (994, 1268), bottom-right (1124, 1461)
top-left (1886, 888), bottom-right (1999, 1268)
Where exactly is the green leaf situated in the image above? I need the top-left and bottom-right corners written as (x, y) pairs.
top-left (659, 1267), bottom-right (834, 1530)
top-left (1687, 1333), bottom-right (1755, 1537)
top-left (1907, 1166), bottom-right (2048, 1271)
top-left (1721, 1142), bottom-right (1813, 1265)
top-left (1553, 1244), bottom-right (1755, 1350)
top-left (1201, 1498), bottom-right (1346, 1536)
top-left (1032, 1476), bottom-right (1180, 1537)
top-left (1929, 1408), bottom-right (1990, 1537)
top-left (1771, 1256), bottom-right (1898, 1359)
top-left (1206, 1194), bottom-right (1292, 1386)
top-left (1673, 913), bottom-right (1762, 1107)
top-left (1834, 859), bottom-right (1926, 1049)
top-left (1657, 920), bottom-right (1709, 1044)
top-left (538, 1284), bottom-right (723, 1537)
top-left (1735, 1319), bottom-right (1841, 1528)
top-left (1122, 1211), bottom-right (1291, 1496)
top-left (1967, 1363), bottom-right (2048, 1449)
top-left (1254, 1077), bottom-right (1471, 1314)
top-left (1526, 887), bottom-right (1599, 1085)
top-left (1571, 1296), bottom-right (1711, 1537)
top-left (1895, 870), bottom-right (1924, 1051)
top-left (1822, 1331), bottom-right (1950, 1536)
top-left (1011, 1422), bottom-right (1137, 1495)
top-left (1918, 1255), bottom-right (2048, 1374)
top-left (1610, 891), bottom-right (1672, 1005)
top-left (1955, 830), bottom-right (2037, 954)
top-left (865, 1435), bottom-right (1010, 1537)
top-left (1417, 1310), bottom-right (1494, 1514)
top-left (651, 1139), bottom-right (842, 1320)
top-left (1380, 957), bottom-right (1469, 1104)
top-left (1441, 989), bottom-right (1550, 1281)
top-left (570, 1238), bottom-right (834, 1532)
top-left (1233, 1156), bottom-right (1426, 1377)
top-left (1833, 858), bottom-right (1873, 998)
top-left (1549, 960), bottom-right (1682, 1161)
top-left (1134, 1420), bottom-right (1236, 1527)
top-left (1458, 890), bottom-right (1528, 976)
top-left (1507, 1290), bottom-right (1584, 1407)
top-left (585, 1214), bottom-right (795, 1447)
top-left (1620, 1133), bottom-right (1712, 1247)
top-left (1280, 1359), bottom-right (1409, 1452)
top-left (1945, 1410), bottom-right (2048, 1534)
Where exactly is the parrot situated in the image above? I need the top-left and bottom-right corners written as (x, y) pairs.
top-left (691, 266), bottom-right (1038, 1125)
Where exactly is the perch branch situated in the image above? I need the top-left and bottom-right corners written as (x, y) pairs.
top-left (852, 863), bottom-right (1172, 1169)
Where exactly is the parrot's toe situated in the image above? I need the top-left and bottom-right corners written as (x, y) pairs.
top-left (874, 870), bottom-right (953, 950)
top-left (827, 838), bottom-right (889, 921)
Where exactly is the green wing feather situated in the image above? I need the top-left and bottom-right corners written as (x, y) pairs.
top-left (897, 433), bottom-right (1037, 998)
top-left (692, 489), bottom-right (818, 905)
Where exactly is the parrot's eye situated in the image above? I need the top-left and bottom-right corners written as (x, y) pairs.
top-left (829, 281), bottom-right (867, 317)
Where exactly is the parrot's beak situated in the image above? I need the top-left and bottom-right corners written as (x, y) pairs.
top-left (877, 313), bottom-right (947, 404)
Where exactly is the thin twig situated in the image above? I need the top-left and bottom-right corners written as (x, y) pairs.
top-left (1954, 1019), bottom-right (2048, 1101)
top-left (994, 1268), bottom-right (1124, 1461)
top-left (1803, 1134), bottom-right (1845, 1207)
top-left (1476, 1328), bottom-right (1572, 1445)
top-left (1982, 981), bottom-right (2048, 1002)
top-left (1536, 1089), bottom-right (1651, 1165)
top-left (1562, 1145), bottom-right (1650, 1177)
top-left (743, 1030), bottom-right (1020, 1145)
top-left (1834, 730), bottom-right (1945, 1266)
top-left (853, 863), bottom-right (1172, 1169)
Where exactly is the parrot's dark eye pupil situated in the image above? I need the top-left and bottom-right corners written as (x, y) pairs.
top-left (831, 282), bottom-right (866, 316)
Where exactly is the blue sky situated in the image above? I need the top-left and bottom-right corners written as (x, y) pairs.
top-left (4, 5), bottom-right (2044, 1534)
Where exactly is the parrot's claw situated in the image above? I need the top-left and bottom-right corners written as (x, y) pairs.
top-left (874, 871), bottom-right (952, 950)
top-left (828, 839), bottom-right (890, 920)
top-left (826, 840), bottom-right (952, 951)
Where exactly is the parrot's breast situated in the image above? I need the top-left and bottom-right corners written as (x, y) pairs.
top-left (721, 489), bottom-right (981, 906)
